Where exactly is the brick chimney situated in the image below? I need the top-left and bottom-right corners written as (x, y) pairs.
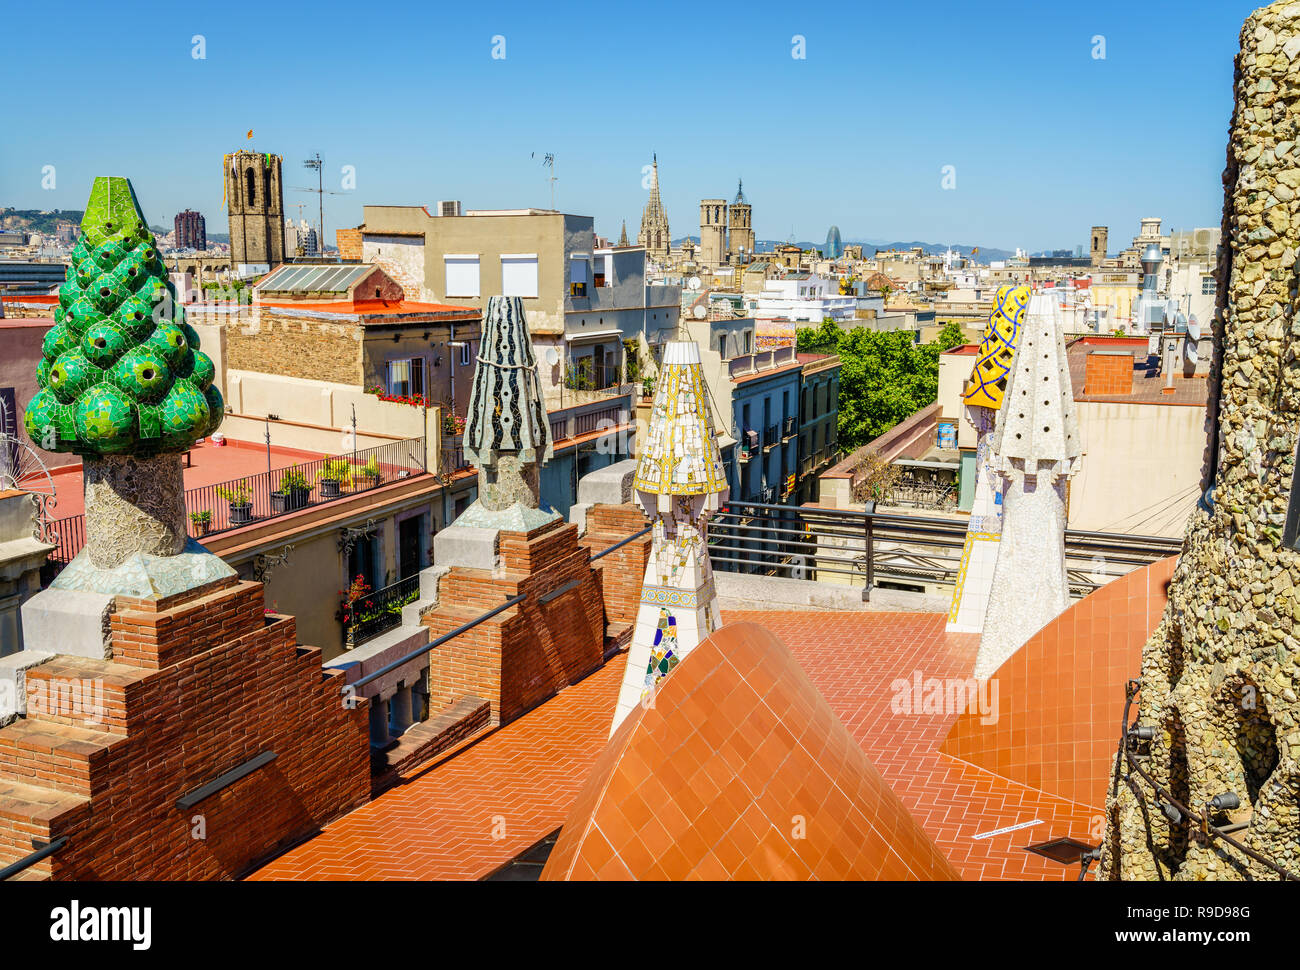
top-left (1083, 350), bottom-right (1133, 395)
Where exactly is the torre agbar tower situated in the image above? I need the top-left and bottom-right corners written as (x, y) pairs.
top-left (610, 341), bottom-right (728, 735)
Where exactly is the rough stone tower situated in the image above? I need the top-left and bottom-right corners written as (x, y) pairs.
top-left (699, 198), bottom-right (728, 269)
top-left (1090, 226), bottom-right (1109, 267)
top-left (1100, 0), bottom-right (1300, 881)
top-left (728, 180), bottom-right (754, 261)
top-left (637, 154), bottom-right (671, 261)
top-left (225, 149), bottom-right (285, 268)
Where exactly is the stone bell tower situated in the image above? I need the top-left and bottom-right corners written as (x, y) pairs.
top-left (224, 149), bottom-right (285, 268)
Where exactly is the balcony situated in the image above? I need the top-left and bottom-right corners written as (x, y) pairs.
top-left (763, 424), bottom-right (780, 450)
top-left (341, 574), bottom-right (421, 649)
top-left (738, 429), bottom-right (758, 462)
top-left (565, 360), bottom-right (623, 393)
top-left (783, 415), bottom-right (797, 439)
top-left (46, 437), bottom-right (428, 575)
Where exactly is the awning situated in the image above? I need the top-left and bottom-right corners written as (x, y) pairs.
top-left (564, 328), bottom-right (622, 343)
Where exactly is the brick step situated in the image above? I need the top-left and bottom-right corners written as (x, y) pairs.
top-left (0, 777), bottom-right (90, 879)
top-left (0, 719), bottom-right (128, 798)
top-left (21, 654), bottom-right (148, 735)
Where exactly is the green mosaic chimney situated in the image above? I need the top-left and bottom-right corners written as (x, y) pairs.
top-left (24, 177), bottom-right (223, 457)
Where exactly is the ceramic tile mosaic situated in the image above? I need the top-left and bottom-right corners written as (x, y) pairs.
top-left (25, 177), bottom-right (222, 457)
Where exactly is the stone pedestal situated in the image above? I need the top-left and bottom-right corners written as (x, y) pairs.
top-left (973, 467), bottom-right (1069, 680)
top-left (83, 453), bottom-right (187, 568)
top-left (477, 453), bottom-right (541, 511)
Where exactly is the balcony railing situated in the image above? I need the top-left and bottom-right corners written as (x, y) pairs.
top-left (342, 574), bottom-right (421, 649)
top-left (763, 424), bottom-right (780, 450)
top-left (706, 500), bottom-right (1182, 597)
top-left (783, 415), bottom-right (797, 438)
top-left (564, 361), bottom-right (622, 392)
top-left (46, 437), bottom-right (426, 573)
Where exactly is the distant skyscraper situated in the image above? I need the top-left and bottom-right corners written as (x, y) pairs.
top-left (825, 225), bottom-right (843, 260)
top-left (173, 209), bottom-right (206, 251)
top-left (637, 154), bottom-right (671, 260)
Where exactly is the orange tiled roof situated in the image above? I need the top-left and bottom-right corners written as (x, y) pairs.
top-left (541, 621), bottom-right (958, 880)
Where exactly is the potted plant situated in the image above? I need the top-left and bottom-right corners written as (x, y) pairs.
top-left (215, 481), bottom-right (254, 525)
top-left (271, 468), bottom-right (311, 513)
top-left (189, 509), bottom-right (212, 536)
top-left (353, 457), bottom-right (382, 488)
top-left (316, 458), bottom-right (353, 499)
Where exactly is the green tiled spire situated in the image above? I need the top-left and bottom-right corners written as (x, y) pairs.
top-left (25, 177), bottom-right (223, 457)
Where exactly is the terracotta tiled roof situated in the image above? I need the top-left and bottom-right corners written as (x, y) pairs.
top-left (1068, 337), bottom-right (1208, 406)
top-left (541, 621), bottom-right (958, 880)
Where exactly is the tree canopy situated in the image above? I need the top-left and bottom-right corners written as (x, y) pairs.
top-left (796, 319), bottom-right (945, 450)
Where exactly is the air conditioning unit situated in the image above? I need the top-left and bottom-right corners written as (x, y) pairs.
top-left (438, 200), bottom-right (462, 217)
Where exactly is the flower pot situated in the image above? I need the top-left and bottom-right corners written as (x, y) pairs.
top-left (271, 487), bottom-right (310, 514)
top-left (319, 478), bottom-right (341, 499)
top-left (229, 501), bottom-right (253, 525)
top-left (359, 472), bottom-right (381, 489)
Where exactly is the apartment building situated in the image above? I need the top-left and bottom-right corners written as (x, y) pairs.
top-left (355, 206), bottom-right (680, 407)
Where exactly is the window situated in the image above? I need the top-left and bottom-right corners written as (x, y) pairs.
top-left (386, 357), bottom-right (425, 398)
top-left (444, 255), bottom-right (480, 297)
top-left (1202, 275), bottom-right (1217, 295)
top-left (245, 168), bottom-right (257, 207)
top-left (501, 254), bottom-right (538, 298)
top-left (569, 257), bottom-right (588, 298)
top-left (459, 342), bottom-right (472, 367)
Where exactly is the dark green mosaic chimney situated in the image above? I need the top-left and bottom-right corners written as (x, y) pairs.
top-left (25, 177), bottom-right (223, 457)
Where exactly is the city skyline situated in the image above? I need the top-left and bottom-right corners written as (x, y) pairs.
top-left (0, 0), bottom-right (1260, 254)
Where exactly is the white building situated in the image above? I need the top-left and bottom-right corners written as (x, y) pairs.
top-left (744, 273), bottom-right (857, 322)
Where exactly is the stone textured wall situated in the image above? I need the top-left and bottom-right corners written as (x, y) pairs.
top-left (83, 454), bottom-right (187, 568)
top-left (224, 311), bottom-right (363, 385)
top-left (0, 578), bottom-right (370, 879)
top-left (1101, 0), bottom-right (1300, 881)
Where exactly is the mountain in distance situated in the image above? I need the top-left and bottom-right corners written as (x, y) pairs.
top-left (670, 235), bottom-right (1015, 263)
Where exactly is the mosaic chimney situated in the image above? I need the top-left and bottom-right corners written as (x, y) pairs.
top-left (947, 283), bottom-right (1027, 634)
top-left (610, 340), bottom-right (728, 734)
top-left (974, 291), bottom-right (1080, 680)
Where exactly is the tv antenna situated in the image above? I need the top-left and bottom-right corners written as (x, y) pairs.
top-left (532, 152), bottom-right (556, 210)
top-left (292, 154), bottom-right (343, 254)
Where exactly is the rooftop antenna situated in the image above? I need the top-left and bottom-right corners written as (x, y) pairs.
top-left (532, 152), bottom-right (557, 210)
top-left (292, 155), bottom-right (346, 255)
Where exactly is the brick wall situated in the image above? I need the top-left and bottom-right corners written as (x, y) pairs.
top-left (422, 521), bottom-right (605, 725)
top-left (580, 504), bottom-right (651, 627)
top-left (1083, 351), bottom-right (1134, 396)
top-left (336, 227), bottom-right (363, 262)
top-left (225, 310), bottom-right (363, 385)
top-left (0, 579), bottom-right (370, 880)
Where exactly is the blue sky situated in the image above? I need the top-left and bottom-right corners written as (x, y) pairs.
top-left (0, 0), bottom-right (1263, 252)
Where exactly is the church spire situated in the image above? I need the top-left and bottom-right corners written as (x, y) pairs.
top-left (638, 153), bottom-right (670, 260)
top-left (618, 219), bottom-right (629, 248)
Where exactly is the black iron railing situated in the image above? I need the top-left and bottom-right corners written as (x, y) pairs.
top-left (783, 415), bottom-right (796, 438)
top-left (47, 437), bottom-right (426, 572)
top-left (706, 499), bottom-right (1182, 598)
top-left (763, 424), bottom-right (780, 449)
top-left (343, 574), bottom-right (421, 649)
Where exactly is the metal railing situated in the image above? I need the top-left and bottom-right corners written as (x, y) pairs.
top-left (706, 500), bottom-right (1182, 598)
top-left (343, 574), bottom-right (421, 649)
top-left (0, 836), bottom-right (69, 881)
top-left (46, 437), bottom-right (426, 571)
top-left (763, 424), bottom-right (780, 449)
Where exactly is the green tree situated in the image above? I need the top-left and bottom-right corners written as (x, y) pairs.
top-left (933, 320), bottom-right (967, 350)
top-left (796, 320), bottom-right (941, 449)
top-left (25, 177), bottom-right (222, 457)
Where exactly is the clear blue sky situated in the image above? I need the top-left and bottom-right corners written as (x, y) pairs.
top-left (0, 0), bottom-right (1264, 252)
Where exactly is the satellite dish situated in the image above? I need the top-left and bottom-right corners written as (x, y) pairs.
top-left (545, 347), bottom-right (559, 366)
top-left (689, 276), bottom-right (702, 290)
top-left (693, 305), bottom-right (707, 319)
